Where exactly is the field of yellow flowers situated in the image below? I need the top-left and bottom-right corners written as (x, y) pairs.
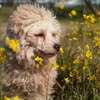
top-left (54, 12), bottom-right (100, 100)
top-left (0, 6), bottom-right (100, 100)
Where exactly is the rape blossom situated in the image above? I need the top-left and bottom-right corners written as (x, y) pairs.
top-left (83, 65), bottom-right (87, 70)
top-left (69, 72), bottom-right (73, 77)
top-left (71, 10), bottom-right (77, 16)
top-left (72, 37), bottom-right (78, 41)
top-left (85, 50), bottom-right (93, 60)
top-left (5, 37), bottom-right (19, 52)
top-left (93, 37), bottom-right (100, 48)
top-left (4, 96), bottom-right (11, 100)
top-left (73, 59), bottom-right (81, 64)
top-left (85, 45), bottom-right (90, 49)
top-left (69, 10), bottom-right (77, 18)
top-left (83, 14), bottom-right (96, 23)
top-left (68, 13), bottom-right (73, 18)
top-left (77, 46), bottom-right (81, 50)
top-left (59, 47), bottom-right (64, 54)
top-left (52, 61), bottom-right (59, 68)
top-left (0, 47), bottom-right (7, 63)
top-left (88, 75), bottom-right (95, 81)
top-left (59, 4), bottom-right (64, 10)
top-left (64, 78), bottom-right (70, 83)
top-left (61, 65), bottom-right (66, 71)
top-left (4, 96), bottom-right (24, 100)
top-left (35, 56), bottom-right (43, 68)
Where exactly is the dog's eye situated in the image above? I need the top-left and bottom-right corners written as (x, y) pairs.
top-left (35, 33), bottom-right (44, 37)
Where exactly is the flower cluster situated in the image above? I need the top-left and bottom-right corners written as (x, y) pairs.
top-left (51, 61), bottom-right (59, 68)
top-left (64, 77), bottom-right (70, 83)
top-left (35, 56), bottom-right (43, 68)
top-left (4, 96), bottom-right (24, 100)
top-left (68, 10), bottom-right (77, 18)
top-left (5, 37), bottom-right (19, 52)
top-left (0, 48), bottom-right (7, 63)
top-left (83, 14), bottom-right (96, 23)
top-left (93, 37), bottom-right (100, 48)
top-left (55, 12), bottom-right (100, 100)
top-left (59, 4), bottom-right (64, 10)
top-left (85, 49), bottom-right (93, 60)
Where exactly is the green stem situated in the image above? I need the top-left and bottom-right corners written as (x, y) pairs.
top-left (0, 63), bottom-right (4, 100)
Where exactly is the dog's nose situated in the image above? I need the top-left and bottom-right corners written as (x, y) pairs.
top-left (54, 44), bottom-right (60, 51)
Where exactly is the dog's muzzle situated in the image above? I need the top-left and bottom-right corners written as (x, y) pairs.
top-left (54, 44), bottom-right (60, 51)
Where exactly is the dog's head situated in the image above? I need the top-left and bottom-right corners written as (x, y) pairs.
top-left (7, 4), bottom-right (61, 64)
top-left (26, 20), bottom-right (60, 58)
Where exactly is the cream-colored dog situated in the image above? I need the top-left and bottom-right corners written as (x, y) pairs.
top-left (3, 4), bottom-right (61, 100)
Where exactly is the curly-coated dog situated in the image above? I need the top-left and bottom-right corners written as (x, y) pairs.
top-left (2, 4), bottom-right (61, 100)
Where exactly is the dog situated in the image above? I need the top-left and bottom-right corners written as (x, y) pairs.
top-left (2, 4), bottom-right (61, 100)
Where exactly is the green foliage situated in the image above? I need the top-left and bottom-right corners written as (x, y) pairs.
top-left (51, 6), bottom-right (83, 21)
top-left (0, 7), bottom-right (14, 22)
top-left (54, 16), bottom-right (100, 100)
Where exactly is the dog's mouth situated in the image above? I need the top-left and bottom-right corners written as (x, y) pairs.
top-left (39, 50), bottom-right (56, 57)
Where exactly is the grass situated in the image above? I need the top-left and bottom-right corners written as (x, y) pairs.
top-left (0, 6), bottom-right (100, 100)
top-left (54, 19), bottom-right (100, 100)
top-left (0, 6), bottom-right (14, 22)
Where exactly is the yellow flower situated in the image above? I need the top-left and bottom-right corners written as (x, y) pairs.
top-left (83, 65), bottom-right (87, 70)
top-left (61, 65), bottom-right (66, 71)
top-left (97, 50), bottom-right (100, 55)
top-left (84, 59), bottom-right (88, 66)
top-left (5, 37), bottom-right (19, 52)
top-left (88, 76), bottom-right (95, 81)
top-left (83, 59), bottom-right (89, 70)
top-left (4, 96), bottom-right (11, 100)
top-left (4, 96), bottom-right (24, 100)
top-left (52, 61), bottom-right (59, 68)
top-left (0, 48), bottom-right (7, 63)
top-left (96, 31), bottom-right (100, 35)
top-left (78, 46), bottom-right (81, 50)
top-left (64, 78), bottom-right (70, 83)
top-left (69, 72), bottom-right (73, 77)
top-left (72, 37), bottom-right (78, 41)
top-left (59, 47), bottom-right (64, 54)
top-left (83, 14), bottom-right (96, 23)
top-left (68, 13), bottom-right (72, 18)
top-left (93, 37), bottom-right (100, 48)
top-left (0, 47), bottom-right (5, 53)
top-left (85, 50), bottom-right (93, 60)
top-left (73, 59), bottom-right (81, 64)
top-left (71, 10), bottom-right (77, 16)
top-left (35, 56), bottom-right (43, 68)
top-left (59, 4), bottom-right (64, 10)
top-left (85, 45), bottom-right (90, 49)
top-left (97, 11), bottom-right (100, 16)
top-left (35, 56), bottom-right (43, 65)
top-left (14, 96), bottom-right (21, 100)
top-left (80, 53), bottom-right (83, 57)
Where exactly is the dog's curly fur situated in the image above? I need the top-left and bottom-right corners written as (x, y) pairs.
top-left (2, 4), bottom-right (61, 100)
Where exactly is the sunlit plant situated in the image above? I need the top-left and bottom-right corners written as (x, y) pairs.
top-left (54, 13), bottom-right (100, 100)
